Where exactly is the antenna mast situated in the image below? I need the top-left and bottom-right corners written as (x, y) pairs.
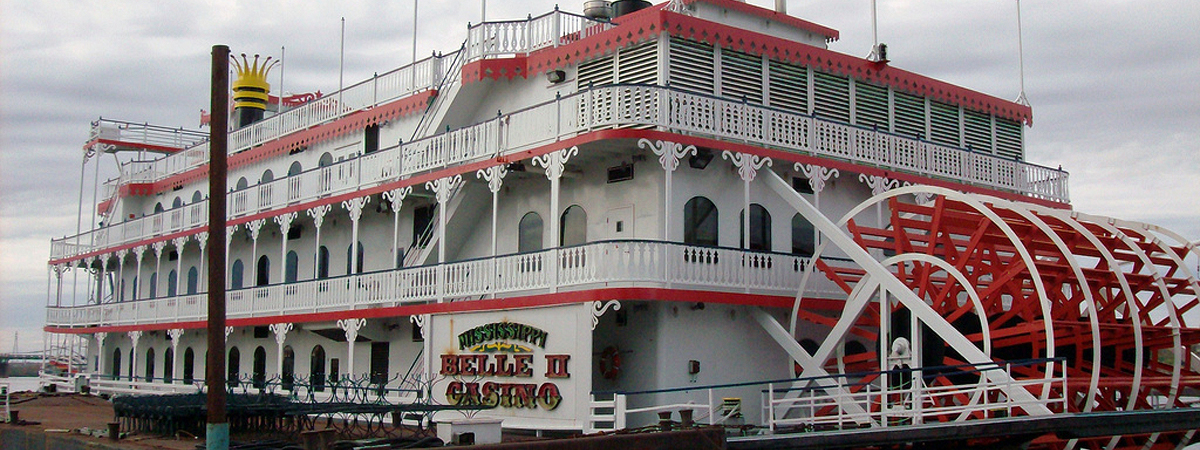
top-left (1015, 0), bottom-right (1029, 106)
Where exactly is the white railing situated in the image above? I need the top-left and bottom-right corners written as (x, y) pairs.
top-left (87, 118), bottom-right (208, 152)
top-left (588, 359), bottom-right (1067, 433)
top-left (54, 84), bottom-right (1068, 261)
top-left (117, 52), bottom-right (454, 186)
top-left (46, 241), bottom-right (838, 328)
top-left (465, 9), bottom-right (616, 60)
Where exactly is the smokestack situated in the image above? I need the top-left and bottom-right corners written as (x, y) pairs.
top-left (775, 0), bottom-right (786, 14)
top-left (231, 54), bottom-right (278, 128)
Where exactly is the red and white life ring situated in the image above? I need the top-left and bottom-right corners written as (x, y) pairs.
top-left (598, 345), bottom-right (622, 380)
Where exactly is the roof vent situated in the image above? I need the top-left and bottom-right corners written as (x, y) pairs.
top-left (583, 1), bottom-right (611, 20)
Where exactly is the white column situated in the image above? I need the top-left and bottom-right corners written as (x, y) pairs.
top-left (270, 323), bottom-right (293, 377)
top-left (134, 247), bottom-right (147, 300)
top-left (338, 318), bottom-right (366, 378)
top-left (94, 332), bottom-right (108, 375)
top-left (152, 242), bottom-right (167, 297)
top-left (128, 330), bottom-right (143, 381)
top-left (476, 165), bottom-right (508, 257)
top-left (308, 205), bottom-right (332, 278)
top-left (382, 187), bottom-right (413, 268)
top-left (246, 219), bottom-right (266, 284)
top-left (225, 224), bottom-right (239, 287)
top-left (641, 139), bottom-right (696, 241)
top-left (195, 232), bottom-right (209, 290)
top-left (532, 147), bottom-right (579, 250)
top-left (797, 163), bottom-right (840, 247)
top-left (274, 213), bottom-right (297, 282)
top-left (425, 175), bottom-right (463, 264)
top-left (167, 328), bottom-right (184, 383)
top-left (97, 257), bottom-right (107, 304)
top-left (721, 151), bottom-right (772, 250)
top-left (172, 237), bottom-right (187, 295)
top-left (115, 249), bottom-right (129, 302)
top-left (342, 197), bottom-right (370, 274)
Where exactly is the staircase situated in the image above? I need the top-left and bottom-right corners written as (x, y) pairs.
top-left (409, 43), bottom-right (469, 142)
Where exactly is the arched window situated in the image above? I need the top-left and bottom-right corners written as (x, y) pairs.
top-left (252, 346), bottom-right (267, 389)
top-left (228, 347), bottom-right (241, 387)
top-left (172, 197), bottom-right (183, 209)
top-left (154, 202), bottom-right (165, 213)
top-left (345, 243), bottom-right (364, 275)
top-left (144, 347), bottom-right (155, 382)
top-left (311, 345), bottom-right (327, 392)
top-left (231, 259), bottom-right (244, 289)
top-left (560, 205), bottom-right (587, 246)
top-left (128, 348), bottom-right (135, 381)
top-left (257, 256), bottom-right (270, 286)
top-left (186, 267), bottom-right (199, 294)
top-left (791, 213), bottom-right (815, 257)
top-left (130, 276), bottom-right (138, 301)
top-left (260, 170), bottom-right (274, 184)
top-left (285, 251), bottom-right (299, 283)
top-left (183, 347), bottom-right (195, 384)
top-left (167, 270), bottom-right (178, 296)
top-left (148, 273), bottom-right (158, 298)
top-left (111, 348), bottom-right (122, 379)
top-left (282, 346), bottom-right (295, 390)
top-left (163, 347), bottom-right (174, 383)
top-left (288, 161), bottom-right (303, 177)
top-left (192, 191), bottom-right (203, 203)
top-left (739, 204), bottom-right (772, 251)
top-left (683, 197), bottom-right (718, 246)
top-left (235, 177), bottom-right (249, 191)
top-left (318, 152), bottom-right (334, 168)
top-left (317, 246), bottom-right (330, 279)
top-left (518, 212), bottom-right (544, 252)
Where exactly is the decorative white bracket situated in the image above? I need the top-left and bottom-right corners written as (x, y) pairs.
top-left (382, 186), bottom-right (413, 212)
top-left (410, 315), bottom-right (428, 339)
top-left (859, 174), bottom-right (900, 196)
top-left (640, 138), bottom-right (696, 173)
top-left (591, 300), bottom-right (622, 330)
top-left (274, 212), bottom-right (297, 234)
top-left (338, 318), bottom-right (367, 342)
top-left (796, 163), bottom-right (840, 195)
top-left (269, 322), bottom-right (294, 346)
top-left (342, 196), bottom-right (371, 223)
top-left (532, 146), bottom-right (580, 180)
top-left (722, 151), bottom-right (772, 182)
top-left (246, 219), bottom-right (266, 241)
top-left (426, 174), bottom-right (464, 205)
top-left (307, 204), bottom-right (332, 229)
top-left (476, 165), bottom-right (509, 194)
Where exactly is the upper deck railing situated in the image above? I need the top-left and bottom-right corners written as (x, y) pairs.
top-left (51, 84), bottom-right (1069, 262)
top-left (45, 240), bottom-right (838, 328)
top-left (465, 9), bottom-right (616, 60)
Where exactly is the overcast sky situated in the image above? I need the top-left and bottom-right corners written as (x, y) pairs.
top-left (1, 0), bottom-right (1198, 353)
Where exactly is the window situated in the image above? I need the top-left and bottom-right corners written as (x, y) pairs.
top-left (252, 346), bottom-right (267, 389)
top-left (149, 273), bottom-right (158, 298)
top-left (163, 347), bottom-right (174, 383)
top-left (256, 255), bottom-right (270, 286)
top-left (111, 348), bottom-right (122, 380)
top-left (683, 197), bottom-right (718, 246)
top-left (364, 124), bottom-right (380, 154)
top-left (127, 348), bottom-right (135, 381)
top-left (345, 243), bottom-right (364, 275)
top-left (130, 276), bottom-right (138, 301)
top-left (260, 169), bottom-right (274, 184)
top-left (187, 267), bottom-right (199, 294)
top-left (172, 197), bottom-right (183, 209)
top-left (192, 191), bottom-right (203, 203)
top-left (288, 161), bottom-right (303, 177)
top-left (519, 212), bottom-right (544, 252)
top-left (285, 251), bottom-right (299, 283)
top-left (235, 177), bottom-right (249, 191)
top-left (311, 345), bottom-right (327, 392)
top-left (183, 347), bottom-right (195, 384)
top-left (228, 347), bottom-right (241, 387)
top-left (154, 202), bottom-right (164, 213)
top-left (317, 246), bottom-right (330, 279)
top-left (282, 346), bottom-right (295, 391)
top-left (370, 342), bottom-right (390, 385)
top-left (231, 260), bottom-right (244, 289)
top-left (169, 268), bottom-right (180, 296)
top-left (739, 204), bottom-right (772, 251)
top-left (318, 152), bottom-right (333, 168)
top-left (560, 205), bottom-right (587, 246)
top-left (791, 213), bottom-right (815, 257)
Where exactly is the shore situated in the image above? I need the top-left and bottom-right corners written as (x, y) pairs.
top-left (1, 391), bottom-right (198, 449)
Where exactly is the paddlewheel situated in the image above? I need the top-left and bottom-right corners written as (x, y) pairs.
top-left (797, 186), bottom-right (1200, 450)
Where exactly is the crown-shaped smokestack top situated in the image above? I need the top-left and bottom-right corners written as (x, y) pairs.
top-left (231, 53), bottom-right (278, 112)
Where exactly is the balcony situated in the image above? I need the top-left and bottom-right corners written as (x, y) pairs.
top-left (52, 84), bottom-right (1069, 262)
top-left (45, 240), bottom-right (839, 328)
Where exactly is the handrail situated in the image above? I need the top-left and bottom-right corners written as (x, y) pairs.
top-left (45, 240), bottom-right (839, 328)
top-left (54, 84), bottom-right (1068, 262)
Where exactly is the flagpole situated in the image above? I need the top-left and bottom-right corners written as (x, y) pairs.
top-left (339, 18), bottom-right (345, 108)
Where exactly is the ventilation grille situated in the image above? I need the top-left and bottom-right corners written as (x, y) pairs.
top-left (669, 38), bottom-right (714, 94)
top-left (578, 55), bottom-right (614, 89)
top-left (768, 60), bottom-right (807, 114)
top-left (618, 41), bottom-right (658, 85)
top-left (720, 48), bottom-right (763, 104)
top-left (929, 101), bottom-right (960, 147)
top-left (812, 71), bottom-right (850, 123)
top-left (963, 109), bottom-right (992, 153)
top-left (854, 80), bottom-right (888, 130)
top-left (994, 118), bottom-right (1023, 160)
top-left (893, 91), bottom-right (925, 139)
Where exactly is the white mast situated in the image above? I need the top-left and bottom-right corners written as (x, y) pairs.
top-left (1015, 0), bottom-right (1029, 106)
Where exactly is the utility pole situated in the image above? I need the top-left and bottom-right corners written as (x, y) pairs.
top-left (206, 44), bottom-right (230, 450)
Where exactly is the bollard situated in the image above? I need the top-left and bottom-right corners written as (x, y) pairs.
top-left (108, 422), bottom-right (120, 441)
top-left (679, 409), bottom-right (694, 428)
top-left (657, 411), bottom-right (673, 431)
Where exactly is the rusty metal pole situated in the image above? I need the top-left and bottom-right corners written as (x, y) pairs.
top-left (206, 44), bottom-right (230, 450)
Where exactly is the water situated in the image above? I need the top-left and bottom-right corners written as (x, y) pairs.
top-left (0, 376), bottom-right (42, 393)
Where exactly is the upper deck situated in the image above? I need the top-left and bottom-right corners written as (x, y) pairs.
top-left (52, 0), bottom-right (1066, 264)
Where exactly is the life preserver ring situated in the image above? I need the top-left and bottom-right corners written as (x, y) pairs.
top-left (598, 346), bottom-right (622, 380)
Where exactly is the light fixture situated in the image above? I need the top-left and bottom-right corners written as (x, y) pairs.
top-left (546, 69), bottom-right (566, 84)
